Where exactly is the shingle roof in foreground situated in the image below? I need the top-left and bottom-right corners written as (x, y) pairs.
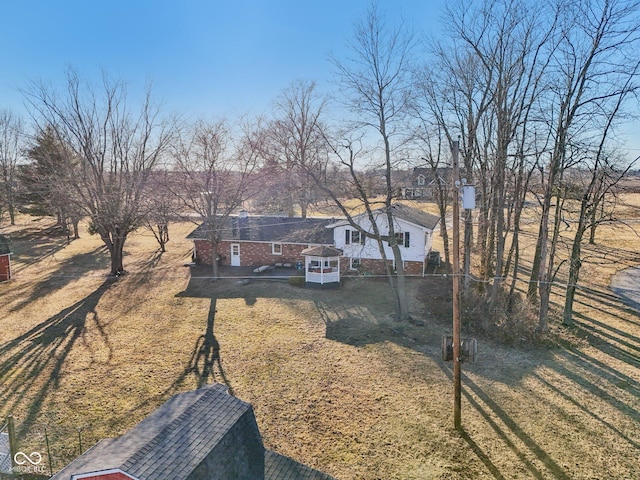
top-left (50, 384), bottom-right (334, 480)
top-left (265, 450), bottom-right (334, 480)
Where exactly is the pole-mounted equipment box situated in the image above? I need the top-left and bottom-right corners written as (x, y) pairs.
top-left (442, 335), bottom-right (477, 362)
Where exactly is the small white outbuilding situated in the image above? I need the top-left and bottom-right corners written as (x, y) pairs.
top-left (300, 245), bottom-right (342, 289)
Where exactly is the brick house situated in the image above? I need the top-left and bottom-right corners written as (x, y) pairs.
top-left (187, 212), bottom-right (335, 269)
top-left (50, 384), bottom-right (334, 480)
top-left (188, 204), bottom-right (439, 278)
top-left (0, 234), bottom-right (12, 282)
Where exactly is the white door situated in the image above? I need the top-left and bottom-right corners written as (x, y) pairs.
top-left (231, 244), bottom-right (241, 266)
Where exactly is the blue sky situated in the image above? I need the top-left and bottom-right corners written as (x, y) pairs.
top-left (1, 0), bottom-right (637, 155)
top-left (0, 0), bottom-right (444, 120)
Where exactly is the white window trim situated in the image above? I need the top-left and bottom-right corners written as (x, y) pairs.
top-left (272, 243), bottom-right (283, 255)
top-left (345, 229), bottom-right (366, 245)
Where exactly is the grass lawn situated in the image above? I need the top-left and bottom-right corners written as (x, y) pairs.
top-left (0, 212), bottom-right (639, 479)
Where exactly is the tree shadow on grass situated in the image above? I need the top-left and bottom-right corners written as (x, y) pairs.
top-left (575, 283), bottom-right (640, 327)
top-left (464, 373), bottom-right (572, 480)
top-left (7, 223), bottom-right (74, 274)
top-left (0, 279), bottom-right (115, 438)
top-left (111, 295), bottom-right (234, 429)
top-left (180, 298), bottom-right (233, 393)
top-left (317, 274), bottom-right (640, 479)
top-left (174, 272), bottom-right (640, 478)
top-left (9, 246), bottom-right (109, 313)
top-left (124, 250), bottom-right (166, 291)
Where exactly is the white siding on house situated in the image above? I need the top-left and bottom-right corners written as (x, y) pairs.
top-left (334, 213), bottom-right (433, 262)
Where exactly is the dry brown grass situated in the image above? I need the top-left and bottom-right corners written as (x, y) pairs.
top-left (0, 208), bottom-right (639, 479)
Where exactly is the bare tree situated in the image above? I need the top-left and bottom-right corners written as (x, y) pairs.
top-left (437, 0), bottom-right (557, 312)
top-left (529, 0), bottom-right (640, 331)
top-left (24, 70), bottom-right (176, 276)
top-left (142, 169), bottom-right (181, 253)
top-left (409, 120), bottom-right (452, 266)
top-left (327, 3), bottom-right (416, 320)
top-left (260, 80), bottom-right (328, 218)
top-left (413, 42), bottom-right (494, 291)
top-left (173, 118), bottom-right (261, 278)
top-left (562, 64), bottom-right (640, 326)
top-left (0, 109), bottom-right (24, 225)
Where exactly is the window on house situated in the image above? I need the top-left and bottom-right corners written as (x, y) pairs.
top-left (345, 229), bottom-right (365, 245)
top-left (272, 243), bottom-right (283, 255)
top-left (417, 175), bottom-right (426, 186)
top-left (389, 232), bottom-right (410, 248)
top-left (350, 258), bottom-right (361, 270)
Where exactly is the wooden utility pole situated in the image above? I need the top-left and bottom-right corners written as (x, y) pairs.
top-left (452, 140), bottom-right (462, 430)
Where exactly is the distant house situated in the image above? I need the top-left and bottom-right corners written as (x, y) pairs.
top-left (0, 234), bottom-right (12, 282)
top-left (186, 211), bottom-right (335, 268)
top-left (328, 203), bottom-right (440, 276)
top-left (402, 167), bottom-right (450, 201)
top-left (50, 384), bottom-right (334, 480)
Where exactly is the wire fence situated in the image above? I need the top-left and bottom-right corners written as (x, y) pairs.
top-left (0, 417), bottom-right (89, 479)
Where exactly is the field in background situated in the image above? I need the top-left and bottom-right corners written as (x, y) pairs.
top-left (0, 203), bottom-right (639, 479)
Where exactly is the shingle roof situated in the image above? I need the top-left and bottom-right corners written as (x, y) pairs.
top-left (326, 203), bottom-right (440, 231)
top-left (51, 384), bottom-right (260, 480)
top-left (300, 245), bottom-right (342, 257)
top-left (187, 215), bottom-right (335, 245)
top-left (387, 203), bottom-right (440, 231)
top-left (50, 384), bottom-right (335, 480)
top-left (265, 451), bottom-right (334, 480)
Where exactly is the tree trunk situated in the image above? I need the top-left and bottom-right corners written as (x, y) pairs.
top-left (8, 200), bottom-right (15, 226)
top-left (563, 256), bottom-right (580, 326)
top-left (490, 157), bottom-right (507, 307)
top-left (588, 199), bottom-right (603, 244)
top-left (72, 217), bottom-right (80, 239)
top-left (156, 223), bottom-right (169, 253)
top-left (440, 219), bottom-right (450, 267)
top-left (390, 243), bottom-right (410, 320)
top-left (104, 232), bottom-right (127, 276)
top-left (537, 188), bottom-right (564, 331)
top-left (563, 195), bottom-right (589, 326)
top-left (527, 227), bottom-right (543, 300)
top-left (210, 237), bottom-right (220, 278)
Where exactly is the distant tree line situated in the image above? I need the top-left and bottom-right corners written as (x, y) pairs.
top-left (1, 0), bottom-right (639, 329)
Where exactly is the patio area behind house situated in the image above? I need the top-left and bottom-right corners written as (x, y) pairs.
top-left (188, 264), bottom-right (305, 280)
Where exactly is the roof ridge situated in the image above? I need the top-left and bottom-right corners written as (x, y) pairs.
top-left (121, 385), bottom-right (234, 471)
